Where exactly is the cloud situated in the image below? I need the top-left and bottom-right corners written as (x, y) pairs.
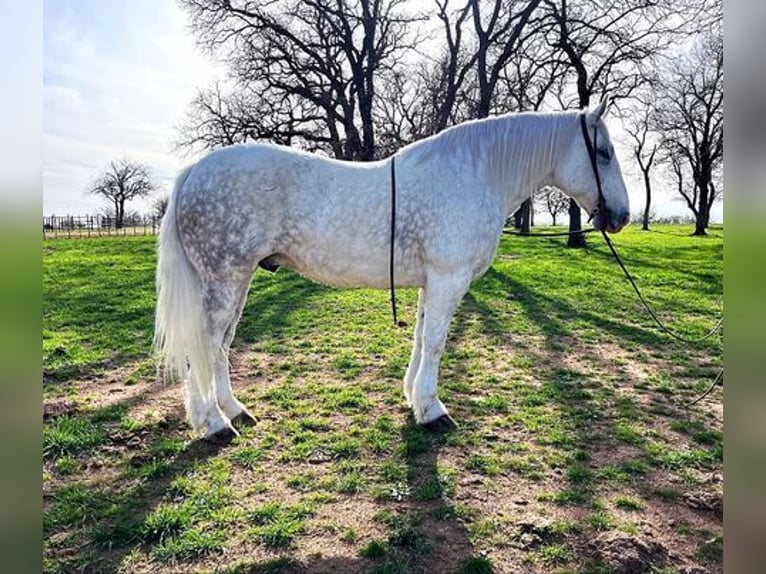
top-left (43, 0), bottom-right (223, 214)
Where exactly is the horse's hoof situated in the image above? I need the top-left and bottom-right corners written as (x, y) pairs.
top-left (204, 425), bottom-right (238, 445)
top-left (423, 414), bottom-right (459, 433)
top-left (232, 410), bottom-right (257, 427)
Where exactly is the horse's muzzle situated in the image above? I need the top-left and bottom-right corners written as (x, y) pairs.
top-left (593, 209), bottom-right (630, 234)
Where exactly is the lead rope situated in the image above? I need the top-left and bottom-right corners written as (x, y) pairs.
top-left (578, 114), bottom-right (722, 345)
top-left (389, 156), bottom-right (400, 327)
top-left (578, 113), bottom-right (722, 406)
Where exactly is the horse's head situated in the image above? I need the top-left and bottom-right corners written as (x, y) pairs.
top-left (554, 97), bottom-right (630, 233)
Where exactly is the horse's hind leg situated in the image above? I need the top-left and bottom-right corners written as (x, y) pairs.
top-left (411, 270), bottom-right (471, 427)
top-left (213, 280), bottom-right (256, 425)
top-left (187, 276), bottom-right (251, 440)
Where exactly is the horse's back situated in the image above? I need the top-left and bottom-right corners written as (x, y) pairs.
top-left (174, 143), bottom-right (393, 282)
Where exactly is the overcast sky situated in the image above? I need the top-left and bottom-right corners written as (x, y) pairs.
top-left (43, 0), bottom-right (720, 222)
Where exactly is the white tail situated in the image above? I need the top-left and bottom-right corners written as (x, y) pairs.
top-left (153, 165), bottom-right (213, 429)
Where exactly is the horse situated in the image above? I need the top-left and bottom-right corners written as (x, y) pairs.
top-left (154, 97), bottom-right (629, 440)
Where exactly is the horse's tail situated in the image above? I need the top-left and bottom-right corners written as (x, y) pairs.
top-left (153, 164), bottom-right (212, 428)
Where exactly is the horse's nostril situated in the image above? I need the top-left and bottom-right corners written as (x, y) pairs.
top-left (620, 212), bottom-right (630, 226)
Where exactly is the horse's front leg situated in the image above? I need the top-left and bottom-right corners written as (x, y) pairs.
top-left (403, 288), bottom-right (425, 406)
top-left (410, 270), bottom-right (471, 428)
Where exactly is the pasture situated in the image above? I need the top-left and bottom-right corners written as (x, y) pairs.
top-left (43, 226), bottom-right (722, 573)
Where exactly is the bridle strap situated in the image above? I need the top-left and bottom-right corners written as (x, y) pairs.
top-left (579, 113), bottom-right (607, 226)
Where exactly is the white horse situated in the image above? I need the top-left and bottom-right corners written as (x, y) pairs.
top-left (155, 98), bottom-right (629, 440)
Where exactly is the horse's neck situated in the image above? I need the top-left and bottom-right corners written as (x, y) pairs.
top-left (477, 113), bottom-right (571, 216)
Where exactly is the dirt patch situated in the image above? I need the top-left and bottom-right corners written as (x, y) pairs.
top-left (592, 532), bottom-right (668, 573)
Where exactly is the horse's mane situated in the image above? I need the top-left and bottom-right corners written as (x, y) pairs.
top-left (400, 110), bottom-right (575, 167)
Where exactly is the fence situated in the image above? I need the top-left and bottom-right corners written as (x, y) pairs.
top-left (43, 214), bottom-right (162, 239)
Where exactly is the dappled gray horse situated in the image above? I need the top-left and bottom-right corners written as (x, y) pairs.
top-left (155, 98), bottom-right (629, 440)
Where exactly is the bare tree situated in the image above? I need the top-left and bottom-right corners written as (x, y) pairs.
top-left (536, 186), bottom-right (569, 226)
top-left (624, 100), bottom-right (659, 231)
top-left (152, 195), bottom-right (169, 220)
top-left (654, 30), bottom-right (723, 235)
top-left (178, 0), bottom-right (417, 161)
top-left (542, 0), bottom-right (687, 246)
top-left (375, 0), bottom-right (545, 148)
top-left (88, 160), bottom-right (156, 228)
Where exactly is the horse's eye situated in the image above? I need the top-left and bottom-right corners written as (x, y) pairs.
top-left (597, 147), bottom-right (611, 161)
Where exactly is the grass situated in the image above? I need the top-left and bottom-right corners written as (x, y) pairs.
top-left (43, 415), bottom-right (106, 459)
top-left (43, 225), bottom-right (723, 573)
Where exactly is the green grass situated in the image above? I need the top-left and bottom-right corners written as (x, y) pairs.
top-left (43, 237), bottom-right (157, 380)
top-left (43, 225), bottom-right (722, 572)
top-left (247, 502), bottom-right (315, 548)
top-left (43, 415), bottom-right (106, 459)
top-left (359, 538), bottom-right (388, 558)
top-left (455, 555), bottom-right (494, 574)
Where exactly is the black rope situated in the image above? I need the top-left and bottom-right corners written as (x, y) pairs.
top-left (684, 368), bottom-right (723, 408)
top-left (599, 230), bottom-right (723, 343)
top-left (389, 156), bottom-right (398, 327)
top-left (389, 156), bottom-right (406, 328)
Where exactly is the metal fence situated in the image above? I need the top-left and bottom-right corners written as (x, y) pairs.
top-left (43, 214), bottom-right (162, 239)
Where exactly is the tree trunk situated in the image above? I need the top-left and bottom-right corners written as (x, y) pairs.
top-left (566, 199), bottom-right (587, 248)
top-left (513, 207), bottom-right (523, 229)
top-left (693, 173), bottom-right (710, 235)
top-left (642, 170), bottom-right (652, 231)
top-left (694, 202), bottom-right (709, 235)
top-left (520, 199), bottom-right (531, 233)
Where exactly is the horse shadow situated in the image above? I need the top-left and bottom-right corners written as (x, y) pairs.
top-left (224, 418), bottom-right (478, 573)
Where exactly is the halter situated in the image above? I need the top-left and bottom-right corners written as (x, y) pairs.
top-left (578, 113), bottom-right (608, 231)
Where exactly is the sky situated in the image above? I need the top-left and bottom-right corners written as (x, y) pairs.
top-left (43, 0), bottom-right (223, 215)
top-left (42, 0), bottom-right (720, 222)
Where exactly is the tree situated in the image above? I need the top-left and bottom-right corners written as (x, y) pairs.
top-left (654, 30), bottom-right (722, 235)
top-left (89, 160), bottom-right (156, 228)
top-left (542, 0), bottom-right (686, 246)
top-left (153, 195), bottom-right (169, 220)
top-left (371, 0), bottom-right (546, 151)
top-left (624, 100), bottom-right (659, 231)
top-left (536, 186), bottom-right (569, 226)
top-left (177, 0), bottom-right (417, 161)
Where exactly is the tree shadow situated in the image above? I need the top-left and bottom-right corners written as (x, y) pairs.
top-left (477, 267), bottom-right (667, 348)
top-left (236, 271), bottom-right (331, 344)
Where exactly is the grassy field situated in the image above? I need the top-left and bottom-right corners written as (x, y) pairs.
top-left (43, 225), bottom-right (723, 573)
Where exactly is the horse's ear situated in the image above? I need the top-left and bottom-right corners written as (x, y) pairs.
top-left (592, 94), bottom-right (611, 120)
